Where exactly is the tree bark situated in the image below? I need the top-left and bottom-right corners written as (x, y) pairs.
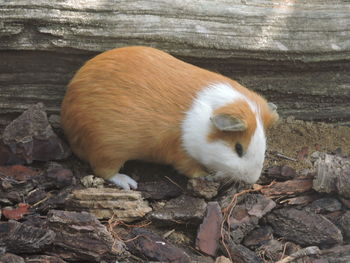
top-left (1, 0), bottom-right (350, 129)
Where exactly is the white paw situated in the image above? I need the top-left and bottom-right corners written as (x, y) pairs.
top-left (108, 173), bottom-right (138, 190)
top-left (211, 171), bottom-right (227, 181)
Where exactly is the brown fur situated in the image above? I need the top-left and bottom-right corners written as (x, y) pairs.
top-left (61, 46), bottom-right (277, 179)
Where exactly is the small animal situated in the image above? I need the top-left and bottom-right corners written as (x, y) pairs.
top-left (61, 46), bottom-right (278, 190)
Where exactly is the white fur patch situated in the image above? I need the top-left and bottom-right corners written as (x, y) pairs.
top-left (181, 83), bottom-right (266, 184)
top-left (109, 173), bottom-right (138, 190)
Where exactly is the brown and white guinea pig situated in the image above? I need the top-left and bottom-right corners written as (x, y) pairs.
top-left (61, 46), bottom-right (278, 190)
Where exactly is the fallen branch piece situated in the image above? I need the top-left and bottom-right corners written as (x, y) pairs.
top-left (313, 153), bottom-right (350, 198)
top-left (260, 177), bottom-right (313, 197)
top-left (65, 187), bottom-right (152, 221)
top-left (276, 246), bottom-right (320, 263)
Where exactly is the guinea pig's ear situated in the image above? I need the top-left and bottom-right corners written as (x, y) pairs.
top-left (210, 114), bottom-right (246, 132)
top-left (268, 102), bottom-right (277, 113)
top-left (267, 102), bottom-right (279, 125)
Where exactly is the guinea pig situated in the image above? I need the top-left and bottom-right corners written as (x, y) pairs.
top-left (61, 46), bottom-right (278, 190)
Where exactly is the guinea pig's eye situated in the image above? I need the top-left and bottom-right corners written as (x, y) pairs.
top-left (235, 143), bottom-right (243, 157)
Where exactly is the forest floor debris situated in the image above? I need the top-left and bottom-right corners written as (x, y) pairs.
top-left (1, 106), bottom-right (350, 263)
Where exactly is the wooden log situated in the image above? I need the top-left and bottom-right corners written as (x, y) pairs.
top-left (313, 153), bottom-right (350, 199)
top-left (260, 177), bottom-right (313, 197)
top-left (1, 0), bottom-right (350, 128)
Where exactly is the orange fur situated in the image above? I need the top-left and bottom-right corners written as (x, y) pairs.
top-left (61, 46), bottom-right (276, 179)
top-left (208, 99), bottom-right (257, 153)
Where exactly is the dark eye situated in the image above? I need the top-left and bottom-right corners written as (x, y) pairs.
top-left (235, 143), bottom-right (243, 157)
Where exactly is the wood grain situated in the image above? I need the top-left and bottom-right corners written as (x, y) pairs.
top-left (1, 0), bottom-right (350, 128)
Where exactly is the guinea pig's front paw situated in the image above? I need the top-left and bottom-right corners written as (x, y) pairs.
top-left (108, 173), bottom-right (138, 190)
top-left (203, 174), bottom-right (217, 182)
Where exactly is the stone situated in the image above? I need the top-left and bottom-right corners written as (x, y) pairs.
top-left (125, 228), bottom-right (190, 263)
top-left (196, 202), bottom-right (223, 256)
top-left (1, 103), bottom-right (70, 164)
top-left (187, 177), bottom-right (220, 199)
top-left (0, 220), bottom-right (55, 254)
top-left (65, 187), bottom-right (152, 221)
top-left (267, 208), bottom-right (343, 246)
top-left (47, 210), bottom-right (127, 262)
top-left (148, 195), bottom-right (207, 225)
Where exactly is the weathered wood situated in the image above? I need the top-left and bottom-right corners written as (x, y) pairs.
top-left (313, 153), bottom-right (350, 199)
top-left (0, 220), bottom-right (56, 254)
top-left (195, 202), bottom-right (223, 256)
top-left (260, 177), bottom-right (313, 197)
top-left (1, 103), bottom-right (70, 164)
top-left (2, 0), bottom-right (350, 59)
top-left (222, 243), bottom-right (262, 263)
top-left (125, 227), bottom-right (190, 263)
top-left (1, 0), bottom-right (350, 127)
top-left (267, 208), bottom-right (343, 247)
top-left (46, 210), bottom-right (127, 262)
top-left (148, 194), bottom-right (207, 225)
top-left (65, 187), bottom-right (152, 221)
top-left (321, 244), bottom-right (350, 263)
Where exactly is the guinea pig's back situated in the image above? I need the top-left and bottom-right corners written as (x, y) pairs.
top-left (61, 46), bottom-right (226, 161)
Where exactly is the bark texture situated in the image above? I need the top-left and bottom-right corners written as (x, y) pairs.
top-left (1, 0), bottom-right (350, 128)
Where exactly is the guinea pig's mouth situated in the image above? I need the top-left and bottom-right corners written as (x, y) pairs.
top-left (208, 168), bottom-right (262, 185)
top-left (205, 170), bottom-right (233, 183)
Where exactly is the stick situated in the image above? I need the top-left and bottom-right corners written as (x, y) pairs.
top-left (276, 246), bottom-right (321, 263)
top-left (273, 152), bottom-right (298, 162)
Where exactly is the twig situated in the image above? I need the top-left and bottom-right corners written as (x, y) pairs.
top-left (163, 229), bottom-right (175, 239)
top-left (220, 182), bottom-right (276, 261)
top-left (273, 151), bottom-right (298, 162)
top-left (280, 242), bottom-right (288, 260)
top-left (164, 176), bottom-right (185, 191)
top-left (107, 213), bottom-right (151, 241)
top-left (276, 246), bottom-right (321, 263)
top-left (31, 193), bottom-right (51, 207)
